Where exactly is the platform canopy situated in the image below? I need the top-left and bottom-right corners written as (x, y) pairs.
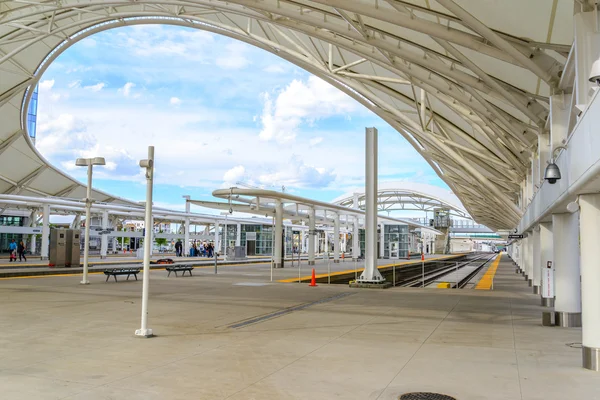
top-left (0, 0), bottom-right (576, 230)
top-left (332, 181), bottom-right (470, 219)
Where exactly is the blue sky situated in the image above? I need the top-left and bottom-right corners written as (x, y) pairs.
top-left (36, 24), bottom-right (447, 213)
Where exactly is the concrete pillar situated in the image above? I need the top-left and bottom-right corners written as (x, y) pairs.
top-left (41, 204), bottom-right (50, 260)
top-left (29, 210), bottom-right (37, 255)
top-left (333, 213), bottom-right (340, 263)
top-left (552, 212), bottom-right (581, 326)
top-left (532, 226), bottom-right (541, 294)
top-left (379, 222), bottom-right (385, 258)
top-left (578, 194), bottom-right (600, 370)
top-left (183, 196), bottom-right (190, 256)
top-left (214, 220), bottom-right (220, 255)
top-left (522, 236), bottom-right (529, 280)
top-left (539, 222), bottom-right (554, 306)
top-left (358, 127), bottom-right (384, 283)
top-left (308, 207), bottom-right (315, 265)
top-left (236, 223), bottom-right (241, 246)
top-left (352, 193), bottom-right (360, 261)
top-left (184, 218), bottom-right (190, 256)
top-left (100, 210), bottom-right (109, 258)
top-left (274, 200), bottom-right (283, 268)
top-left (324, 228), bottom-right (329, 257)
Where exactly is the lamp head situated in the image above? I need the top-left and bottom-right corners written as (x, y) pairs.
top-left (589, 59), bottom-right (600, 85)
top-left (92, 157), bottom-right (106, 166)
top-left (75, 158), bottom-right (88, 166)
top-left (544, 162), bottom-right (561, 184)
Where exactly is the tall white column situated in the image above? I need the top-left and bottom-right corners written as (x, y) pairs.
top-left (236, 223), bottom-right (241, 246)
top-left (274, 200), bottom-right (283, 268)
top-left (183, 195), bottom-right (190, 257)
top-left (214, 221), bottom-right (220, 255)
top-left (379, 222), bottom-right (385, 258)
top-left (532, 226), bottom-right (541, 294)
top-left (41, 204), bottom-right (50, 260)
top-left (352, 193), bottom-right (360, 260)
top-left (100, 210), bottom-right (109, 259)
top-left (540, 222), bottom-right (554, 306)
top-left (29, 210), bottom-right (37, 255)
top-left (553, 212), bottom-right (581, 326)
top-left (308, 207), bottom-right (315, 265)
top-left (136, 145), bottom-right (154, 338)
top-left (358, 127), bottom-right (384, 283)
top-left (333, 213), bottom-right (340, 263)
top-left (578, 194), bottom-right (600, 370)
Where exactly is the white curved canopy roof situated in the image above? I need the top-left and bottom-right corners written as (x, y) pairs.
top-left (331, 181), bottom-right (469, 218)
top-left (0, 0), bottom-right (574, 230)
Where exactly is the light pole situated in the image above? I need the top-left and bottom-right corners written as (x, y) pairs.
top-left (136, 146), bottom-right (154, 338)
top-left (75, 156), bottom-right (105, 285)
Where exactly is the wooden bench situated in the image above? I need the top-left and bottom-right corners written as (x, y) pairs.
top-left (165, 265), bottom-right (194, 277)
top-left (104, 268), bottom-right (141, 282)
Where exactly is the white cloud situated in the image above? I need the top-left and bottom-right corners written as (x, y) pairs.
top-left (263, 64), bottom-right (286, 74)
top-left (119, 82), bottom-right (135, 97)
top-left (259, 76), bottom-right (361, 143)
top-left (215, 41), bottom-right (251, 69)
top-left (39, 79), bottom-right (55, 91)
top-left (68, 80), bottom-right (81, 89)
top-left (38, 79), bottom-right (62, 101)
top-left (257, 155), bottom-right (336, 189)
top-left (309, 137), bottom-right (323, 146)
top-left (83, 82), bottom-right (105, 92)
top-left (223, 165), bottom-right (246, 185)
top-left (170, 97), bottom-right (182, 106)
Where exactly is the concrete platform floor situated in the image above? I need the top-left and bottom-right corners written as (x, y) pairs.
top-left (0, 254), bottom-right (598, 400)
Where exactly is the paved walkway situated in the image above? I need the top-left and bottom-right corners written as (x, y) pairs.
top-left (0, 254), bottom-right (597, 399)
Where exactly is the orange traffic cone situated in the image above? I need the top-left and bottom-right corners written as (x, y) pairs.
top-left (309, 268), bottom-right (317, 287)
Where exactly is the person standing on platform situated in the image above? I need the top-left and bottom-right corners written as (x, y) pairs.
top-left (8, 239), bottom-right (17, 262)
top-left (17, 240), bottom-right (26, 262)
top-left (175, 239), bottom-right (182, 257)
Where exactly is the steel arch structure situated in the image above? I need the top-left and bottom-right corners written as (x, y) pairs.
top-left (333, 190), bottom-right (470, 220)
top-left (0, 0), bottom-right (573, 230)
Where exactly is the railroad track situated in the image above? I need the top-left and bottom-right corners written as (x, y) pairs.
top-left (392, 253), bottom-right (495, 288)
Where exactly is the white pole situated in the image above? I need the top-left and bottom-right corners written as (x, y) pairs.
top-left (81, 164), bottom-right (92, 285)
top-left (358, 127), bottom-right (384, 283)
top-left (183, 195), bottom-right (190, 257)
top-left (41, 204), bottom-right (50, 260)
top-left (136, 146), bottom-right (154, 338)
top-left (308, 207), bottom-right (315, 265)
top-left (274, 200), bottom-right (283, 268)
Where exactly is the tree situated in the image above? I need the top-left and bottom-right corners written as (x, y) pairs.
top-left (155, 230), bottom-right (168, 249)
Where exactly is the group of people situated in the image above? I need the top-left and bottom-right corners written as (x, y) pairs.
top-left (173, 239), bottom-right (216, 258)
top-left (191, 241), bottom-right (215, 258)
top-left (8, 239), bottom-right (27, 262)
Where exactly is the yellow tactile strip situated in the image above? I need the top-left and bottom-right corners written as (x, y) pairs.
top-left (475, 253), bottom-right (502, 290)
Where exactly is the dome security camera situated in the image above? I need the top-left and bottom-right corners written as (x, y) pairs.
top-left (589, 59), bottom-right (600, 85)
top-left (544, 146), bottom-right (567, 184)
top-left (544, 162), bottom-right (561, 184)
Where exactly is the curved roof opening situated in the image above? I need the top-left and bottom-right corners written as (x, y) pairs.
top-left (0, 1), bottom-right (574, 230)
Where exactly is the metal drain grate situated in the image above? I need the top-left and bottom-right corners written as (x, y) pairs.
top-left (399, 393), bottom-right (456, 400)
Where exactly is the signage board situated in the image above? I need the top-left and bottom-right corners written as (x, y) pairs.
top-left (542, 261), bottom-right (555, 298)
top-left (508, 234), bottom-right (524, 239)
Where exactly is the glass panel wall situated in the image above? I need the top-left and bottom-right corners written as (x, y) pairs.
top-left (240, 224), bottom-right (273, 256)
top-left (383, 224), bottom-right (409, 259)
top-left (0, 216), bottom-right (25, 253)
